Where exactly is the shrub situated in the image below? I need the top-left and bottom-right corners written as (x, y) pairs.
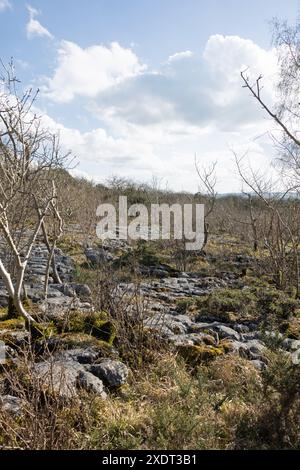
top-left (196, 288), bottom-right (256, 322)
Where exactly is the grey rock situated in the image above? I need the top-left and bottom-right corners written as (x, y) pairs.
top-left (144, 314), bottom-right (189, 335)
top-left (55, 347), bottom-right (102, 364)
top-left (242, 331), bottom-right (261, 341)
top-left (33, 360), bottom-right (81, 399)
top-left (234, 324), bottom-right (250, 334)
top-left (264, 330), bottom-right (283, 340)
top-left (0, 330), bottom-right (30, 347)
top-left (229, 340), bottom-right (250, 357)
top-left (244, 339), bottom-right (266, 356)
top-left (89, 359), bottom-right (129, 387)
top-left (0, 395), bottom-right (23, 415)
top-left (85, 247), bottom-right (114, 266)
top-left (291, 349), bottom-right (300, 365)
top-left (251, 359), bottom-right (267, 371)
top-left (33, 359), bottom-right (106, 399)
top-left (71, 283), bottom-right (92, 298)
top-left (76, 370), bottom-right (107, 398)
top-left (0, 341), bottom-right (6, 364)
top-left (193, 322), bottom-right (240, 341)
top-left (213, 325), bottom-right (241, 341)
top-left (39, 296), bottom-right (93, 318)
top-left (282, 338), bottom-right (300, 351)
top-left (169, 332), bottom-right (215, 346)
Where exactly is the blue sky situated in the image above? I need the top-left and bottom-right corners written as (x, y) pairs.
top-left (1, 0), bottom-right (299, 192)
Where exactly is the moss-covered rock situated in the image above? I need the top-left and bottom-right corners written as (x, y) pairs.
top-left (177, 343), bottom-right (224, 365)
top-left (0, 317), bottom-right (25, 330)
top-left (55, 310), bottom-right (116, 345)
top-left (30, 322), bottom-right (57, 340)
top-left (52, 332), bottom-right (113, 356)
top-left (85, 316), bottom-right (116, 345)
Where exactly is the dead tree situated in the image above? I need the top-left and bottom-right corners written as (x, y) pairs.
top-left (194, 157), bottom-right (217, 251)
top-left (234, 152), bottom-right (300, 295)
top-left (0, 61), bottom-right (70, 321)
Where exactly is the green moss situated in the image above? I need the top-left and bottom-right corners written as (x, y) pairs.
top-left (116, 240), bottom-right (163, 269)
top-left (196, 285), bottom-right (299, 324)
top-left (177, 343), bottom-right (224, 365)
top-left (30, 322), bottom-right (57, 340)
top-left (86, 317), bottom-right (116, 344)
top-left (0, 317), bottom-right (25, 330)
top-left (55, 311), bottom-right (116, 345)
top-left (0, 307), bottom-right (8, 320)
top-left (57, 332), bottom-right (113, 355)
top-left (68, 311), bottom-right (86, 333)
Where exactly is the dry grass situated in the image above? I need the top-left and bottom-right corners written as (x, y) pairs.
top-left (0, 341), bottom-right (300, 449)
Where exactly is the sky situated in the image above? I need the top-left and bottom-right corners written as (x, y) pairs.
top-left (0, 0), bottom-right (300, 192)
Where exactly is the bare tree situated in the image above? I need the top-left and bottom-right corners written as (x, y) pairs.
top-left (42, 181), bottom-right (63, 298)
top-left (0, 62), bottom-right (70, 322)
top-left (194, 157), bottom-right (217, 250)
top-left (234, 151), bottom-right (300, 295)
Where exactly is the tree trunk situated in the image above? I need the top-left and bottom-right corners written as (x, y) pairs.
top-left (0, 259), bottom-right (34, 322)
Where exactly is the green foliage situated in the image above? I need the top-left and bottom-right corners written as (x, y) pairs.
top-left (58, 332), bottom-right (100, 348)
top-left (256, 288), bottom-right (300, 320)
top-left (30, 322), bottom-right (57, 340)
top-left (55, 311), bottom-right (116, 345)
top-left (234, 352), bottom-right (300, 449)
top-left (86, 315), bottom-right (116, 344)
top-left (196, 285), bottom-right (300, 324)
top-left (197, 288), bottom-right (256, 322)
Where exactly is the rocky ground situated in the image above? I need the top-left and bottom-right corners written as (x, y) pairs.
top-left (0, 237), bottom-right (300, 417)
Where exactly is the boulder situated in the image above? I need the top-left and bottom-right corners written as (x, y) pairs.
top-left (212, 325), bottom-right (241, 341)
top-left (244, 339), bottom-right (266, 356)
top-left (77, 370), bottom-right (107, 397)
top-left (282, 338), bottom-right (300, 351)
top-left (251, 359), bottom-right (267, 371)
top-left (193, 322), bottom-right (241, 341)
top-left (0, 330), bottom-right (30, 347)
top-left (55, 347), bottom-right (102, 364)
top-left (85, 247), bottom-right (114, 266)
top-left (89, 359), bottom-right (129, 387)
top-left (291, 349), bottom-right (300, 365)
top-left (33, 359), bottom-right (106, 399)
top-left (72, 283), bottom-right (92, 298)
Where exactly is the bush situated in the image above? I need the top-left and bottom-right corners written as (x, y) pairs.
top-left (196, 288), bottom-right (256, 322)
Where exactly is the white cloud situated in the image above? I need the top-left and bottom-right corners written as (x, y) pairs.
top-left (40, 34), bottom-right (281, 192)
top-left (26, 5), bottom-right (53, 39)
top-left (45, 41), bottom-right (146, 103)
top-left (39, 106), bottom-right (275, 193)
top-left (90, 34), bottom-right (278, 132)
top-left (0, 0), bottom-right (11, 11)
top-left (168, 51), bottom-right (194, 62)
